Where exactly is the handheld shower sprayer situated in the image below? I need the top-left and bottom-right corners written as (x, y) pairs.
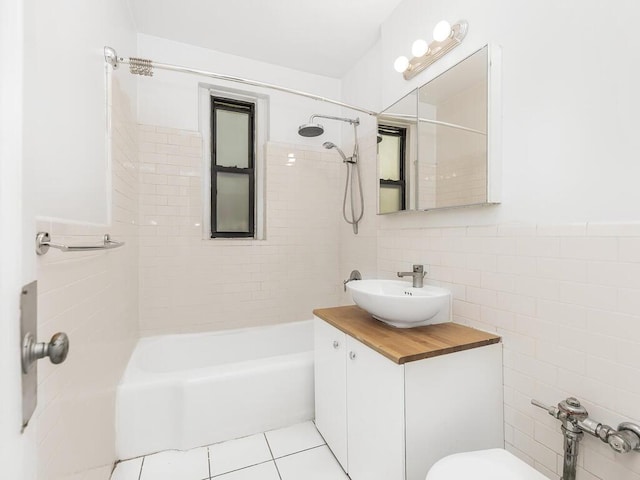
top-left (322, 142), bottom-right (351, 163)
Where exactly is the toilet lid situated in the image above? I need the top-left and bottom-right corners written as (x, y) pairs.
top-left (426, 449), bottom-right (550, 480)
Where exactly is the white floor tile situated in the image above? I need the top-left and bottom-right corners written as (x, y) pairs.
top-left (111, 458), bottom-right (143, 480)
top-left (276, 445), bottom-right (348, 480)
top-left (265, 421), bottom-right (326, 458)
top-left (209, 434), bottom-right (272, 476)
top-left (140, 448), bottom-right (209, 480)
top-left (212, 461), bottom-right (280, 480)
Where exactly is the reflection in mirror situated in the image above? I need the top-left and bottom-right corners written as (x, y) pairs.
top-left (377, 44), bottom-right (500, 214)
top-left (378, 125), bottom-right (406, 213)
top-left (377, 90), bottom-right (417, 214)
top-left (418, 46), bottom-right (488, 209)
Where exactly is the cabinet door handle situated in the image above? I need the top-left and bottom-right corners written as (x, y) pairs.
top-left (349, 351), bottom-right (357, 360)
top-left (333, 340), bottom-right (340, 349)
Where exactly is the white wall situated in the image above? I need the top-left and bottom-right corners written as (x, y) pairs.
top-left (30, 76), bottom-right (139, 480)
top-left (137, 34), bottom-right (345, 146)
top-left (0, 0), bottom-right (36, 478)
top-left (342, 1), bottom-right (640, 479)
top-left (138, 126), bottom-right (343, 335)
top-left (20, 2), bottom-right (139, 479)
top-left (134, 36), bottom-right (359, 334)
top-left (23, 0), bottom-right (137, 224)
top-left (372, 0), bottom-right (640, 226)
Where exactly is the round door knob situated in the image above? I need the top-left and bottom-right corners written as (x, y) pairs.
top-left (349, 351), bottom-right (357, 360)
top-left (22, 331), bottom-right (70, 373)
top-left (332, 340), bottom-right (340, 349)
top-left (48, 332), bottom-right (70, 364)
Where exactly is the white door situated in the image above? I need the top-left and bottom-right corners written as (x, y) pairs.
top-left (313, 318), bottom-right (348, 470)
top-left (0, 0), bottom-right (37, 477)
top-left (346, 336), bottom-right (405, 480)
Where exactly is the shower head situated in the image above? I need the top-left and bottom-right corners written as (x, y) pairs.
top-left (297, 114), bottom-right (360, 138)
top-left (323, 141), bottom-right (349, 163)
top-left (298, 123), bottom-right (325, 137)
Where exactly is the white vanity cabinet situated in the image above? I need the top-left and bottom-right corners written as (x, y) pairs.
top-left (313, 307), bottom-right (504, 480)
top-left (315, 318), bottom-right (405, 478)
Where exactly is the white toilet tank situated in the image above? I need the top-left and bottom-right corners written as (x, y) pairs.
top-left (426, 449), bottom-right (550, 480)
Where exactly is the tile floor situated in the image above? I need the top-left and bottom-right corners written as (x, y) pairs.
top-left (111, 421), bottom-right (349, 480)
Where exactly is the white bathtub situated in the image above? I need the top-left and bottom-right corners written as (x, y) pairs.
top-left (116, 320), bottom-right (314, 459)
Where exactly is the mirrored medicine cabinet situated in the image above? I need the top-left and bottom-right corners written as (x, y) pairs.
top-left (377, 44), bottom-right (501, 214)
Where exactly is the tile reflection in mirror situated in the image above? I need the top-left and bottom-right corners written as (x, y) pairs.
top-left (377, 44), bottom-right (501, 214)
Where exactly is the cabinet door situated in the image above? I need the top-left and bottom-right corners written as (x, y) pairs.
top-left (346, 336), bottom-right (405, 480)
top-left (313, 318), bottom-right (348, 470)
top-left (404, 343), bottom-right (504, 480)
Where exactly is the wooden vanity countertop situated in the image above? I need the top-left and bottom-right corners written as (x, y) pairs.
top-left (313, 305), bottom-right (501, 365)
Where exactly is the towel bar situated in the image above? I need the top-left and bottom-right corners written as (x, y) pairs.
top-left (35, 232), bottom-right (125, 255)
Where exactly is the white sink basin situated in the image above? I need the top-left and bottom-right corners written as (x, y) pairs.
top-left (346, 279), bottom-right (451, 328)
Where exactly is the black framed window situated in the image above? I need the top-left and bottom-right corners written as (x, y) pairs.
top-left (211, 96), bottom-right (255, 238)
top-left (378, 124), bottom-right (407, 213)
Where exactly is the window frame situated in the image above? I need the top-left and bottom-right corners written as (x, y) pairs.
top-left (210, 96), bottom-right (256, 238)
top-left (378, 124), bottom-right (407, 212)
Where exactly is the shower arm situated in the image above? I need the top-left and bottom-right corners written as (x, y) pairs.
top-left (309, 114), bottom-right (360, 126)
top-left (104, 46), bottom-right (377, 117)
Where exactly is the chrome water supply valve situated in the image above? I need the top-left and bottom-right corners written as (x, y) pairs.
top-left (532, 397), bottom-right (640, 480)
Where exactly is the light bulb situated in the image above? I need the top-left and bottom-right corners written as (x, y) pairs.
top-left (394, 56), bottom-right (410, 73)
top-left (433, 20), bottom-right (452, 42)
top-left (411, 39), bottom-right (429, 57)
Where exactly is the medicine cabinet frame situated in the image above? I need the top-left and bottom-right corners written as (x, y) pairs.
top-left (377, 44), bottom-right (502, 214)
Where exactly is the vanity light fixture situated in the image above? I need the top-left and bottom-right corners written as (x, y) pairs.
top-left (394, 19), bottom-right (468, 80)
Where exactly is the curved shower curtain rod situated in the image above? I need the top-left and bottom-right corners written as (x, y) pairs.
top-left (103, 46), bottom-right (378, 117)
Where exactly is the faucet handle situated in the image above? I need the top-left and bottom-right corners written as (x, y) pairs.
top-left (412, 264), bottom-right (425, 276)
top-left (531, 399), bottom-right (560, 419)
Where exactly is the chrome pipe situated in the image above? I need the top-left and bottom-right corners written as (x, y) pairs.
top-left (561, 426), bottom-right (582, 480)
top-left (310, 114), bottom-right (360, 125)
top-left (104, 46), bottom-right (377, 117)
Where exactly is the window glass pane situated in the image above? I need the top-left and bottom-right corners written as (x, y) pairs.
top-left (216, 109), bottom-right (250, 168)
top-left (379, 185), bottom-right (402, 214)
top-left (379, 134), bottom-right (401, 180)
top-left (216, 172), bottom-right (250, 232)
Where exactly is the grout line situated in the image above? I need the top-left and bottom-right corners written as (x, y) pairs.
top-left (207, 447), bottom-right (212, 480)
top-left (263, 433), bottom-right (283, 480)
top-left (209, 459), bottom-right (275, 479)
top-left (264, 433), bottom-right (276, 461)
top-left (272, 443), bottom-right (326, 460)
top-left (272, 460), bottom-right (284, 480)
top-left (137, 456), bottom-right (144, 480)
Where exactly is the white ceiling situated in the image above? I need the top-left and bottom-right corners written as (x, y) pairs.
top-left (128, 0), bottom-right (404, 78)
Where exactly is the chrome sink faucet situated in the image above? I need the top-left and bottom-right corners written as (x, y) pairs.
top-left (397, 264), bottom-right (426, 288)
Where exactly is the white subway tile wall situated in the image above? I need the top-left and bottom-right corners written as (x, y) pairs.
top-left (34, 78), bottom-right (139, 479)
top-left (137, 126), bottom-right (343, 335)
top-left (338, 131), bottom-right (379, 305)
top-left (434, 82), bottom-right (487, 208)
top-left (377, 223), bottom-right (640, 479)
top-left (33, 98), bottom-right (640, 480)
